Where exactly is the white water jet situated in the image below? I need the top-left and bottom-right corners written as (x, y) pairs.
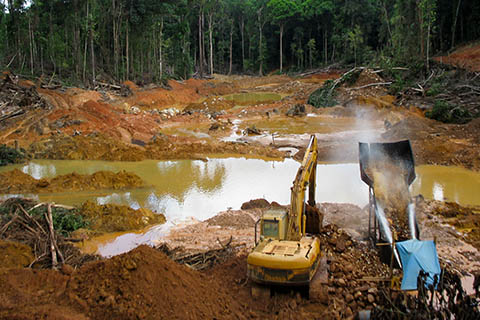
top-left (375, 203), bottom-right (402, 268)
top-left (375, 203), bottom-right (393, 244)
top-left (408, 202), bottom-right (417, 239)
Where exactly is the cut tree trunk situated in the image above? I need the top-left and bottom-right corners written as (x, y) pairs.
top-left (279, 23), bottom-right (283, 72)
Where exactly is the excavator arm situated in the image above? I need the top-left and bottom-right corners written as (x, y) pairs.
top-left (287, 135), bottom-right (318, 241)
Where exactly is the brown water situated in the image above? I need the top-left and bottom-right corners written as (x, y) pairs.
top-left (411, 165), bottom-right (480, 207)
top-left (222, 92), bottom-right (283, 105)
top-left (0, 159), bottom-right (369, 219)
top-left (2, 159), bottom-right (479, 256)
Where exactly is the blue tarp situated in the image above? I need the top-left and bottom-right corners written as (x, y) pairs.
top-left (396, 239), bottom-right (441, 291)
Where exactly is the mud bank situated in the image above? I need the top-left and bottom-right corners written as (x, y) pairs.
top-left (0, 169), bottom-right (144, 193)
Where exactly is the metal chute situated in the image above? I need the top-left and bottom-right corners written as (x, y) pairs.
top-left (359, 140), bottom-right (417, 269)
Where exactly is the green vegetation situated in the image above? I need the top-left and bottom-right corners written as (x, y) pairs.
top-left (0, 145), bottom-right (26, 166)
top-left (29, 206), bottom-right (89, 237)
top-left (307, 80), bottom-right (337, 108)
top-left (0, 1), bottom-right (478, 83)
top-left (425, 100), bottom-right (472, 124)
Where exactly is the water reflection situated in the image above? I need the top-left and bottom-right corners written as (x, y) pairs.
top-left (2, 160), bottom-right (480, 224)
top-left (0, 159), bottom-right (370, 223)
top-left (411, 165), bottom-right (480, 206)
top-left (22, 162), bottom-right (56, 179)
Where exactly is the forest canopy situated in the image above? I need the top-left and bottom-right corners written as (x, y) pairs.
top-left (0, 0), bottom-right (478, 84)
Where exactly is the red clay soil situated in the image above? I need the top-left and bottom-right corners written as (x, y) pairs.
top-left (434, 43), bottom-right (480, 72)
top-left (0, 245), bottom-right (249, 320)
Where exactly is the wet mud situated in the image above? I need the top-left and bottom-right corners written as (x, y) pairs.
top-left (0, 169), bottom-right (144, 194)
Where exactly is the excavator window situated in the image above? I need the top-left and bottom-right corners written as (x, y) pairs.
top-left (262, 220), bottom-right (279, 238)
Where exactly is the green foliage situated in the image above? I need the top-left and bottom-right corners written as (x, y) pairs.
top-left (426, 82), bottom-right (443, 96)
top-left (425, 100), bottom-right (472, 124)
top-left (52, 209), bottom-right (89, 237)
top-left (29, 206), bottom-right (89, 237)
top-left (0, 145), bottom-right (26, 166)
top-left (307, 79), bottom-right (337, 108)
top-left (0, 0), bottom-right (479, 80)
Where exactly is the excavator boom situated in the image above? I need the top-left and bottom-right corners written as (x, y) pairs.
top-left (288, 135), bottom-right (318, 241)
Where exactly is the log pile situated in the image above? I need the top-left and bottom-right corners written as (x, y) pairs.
top-left (0, 72), bottom-right (51, 127)
top-left (0, 198), bottom-right (98, 269)
top-left (403, 68), bottom-right (480, 120)
top-left (156, 236), bottom-right (237, 271)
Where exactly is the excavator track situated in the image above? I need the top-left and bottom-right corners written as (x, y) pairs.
top-left (308, 256), bottom-right (329, 304)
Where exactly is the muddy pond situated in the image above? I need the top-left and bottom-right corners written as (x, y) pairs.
top-left (1, 158), bottom-right (479, 256)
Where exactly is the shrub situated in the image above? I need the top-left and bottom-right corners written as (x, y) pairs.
top-left (30, 206), bottom-right (89, 236)
top-left (0, 144), bottom-right (26, 166)
top-left (425, 100), bottom-right (471, 124)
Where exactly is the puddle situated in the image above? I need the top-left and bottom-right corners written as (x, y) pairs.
top-left (411, 165), bottom-right (480, 207)
top-left (79, 222), bottom-right (175, 257)
top-left (2, 159), bottom-right (480, 256)
top-left (222, 92), bottom-right (283, 105)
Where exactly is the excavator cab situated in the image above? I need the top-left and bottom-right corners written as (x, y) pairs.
top-left (257, 208), bottom-right (288, 243)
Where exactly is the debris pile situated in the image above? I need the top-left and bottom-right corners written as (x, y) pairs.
top-left (372, 269), bottom-right (480, 319)
top-left (0, 198), bottom-right (98, 269)
top-left (156, 236), bottom-right (237, 271)
top-left (0, 72), bottom-right (51, 129)
top-left (419, 199), bottom-right (480, 251)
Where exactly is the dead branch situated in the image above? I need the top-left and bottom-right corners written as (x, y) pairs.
top-left (29, 202), bottom-right (75, 212)
top-left (96, 82), bottom-right (122, 90)
top-left (45, 203), bottom-right (58, 269)
top-left (156, 239), bottom-right (238, 271)
top-left (0, 213), bottom-right (18, 236)
top-left (348, 82), bottom-right (392, 91)
top-left (216, 236), bottom-right (233, 249)
top-left (19, 205), bottom-right (47, 234)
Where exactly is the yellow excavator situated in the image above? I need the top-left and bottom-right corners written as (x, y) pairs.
top-left (247, 135), bottom-right (325, 294)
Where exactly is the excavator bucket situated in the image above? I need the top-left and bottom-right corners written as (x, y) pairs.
top-left (359, 140), bottom-right (416, 188)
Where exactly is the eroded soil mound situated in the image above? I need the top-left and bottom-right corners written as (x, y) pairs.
top-left (29, 134), bottom-right (146, 161)
top-left (29, 133), bottom-right (284, 161)
top-left (80, 201), bottom-right (165, 233)
top-left (0, 240), bottom-right (34, 268)
top-left (0, 169), bottom-right (144, 193)
top-left (382, 115), bottom-right (480, 169)
top-left (419, 199), bottom-right (480, 251)
top-left (0, 245), bottom-right (248, 320)
top-left (434, 43), bottom-right (480, 72)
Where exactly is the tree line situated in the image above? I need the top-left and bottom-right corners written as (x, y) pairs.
top-left (0, 0), bottom-right (478, 85)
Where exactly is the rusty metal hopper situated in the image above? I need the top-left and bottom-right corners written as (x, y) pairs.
top-left (359, 140), bottom-right (416, 188)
